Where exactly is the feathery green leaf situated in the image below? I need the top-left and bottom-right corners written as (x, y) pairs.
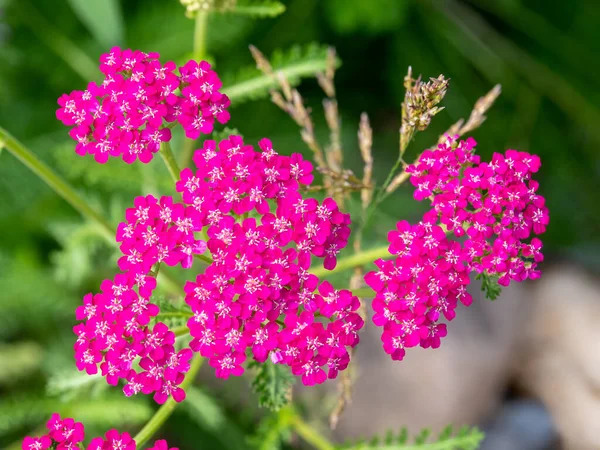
top-left (336, 425), bottom-right (484, 449)
top-left (476, 272), bottom-right (502, 301)
top-left (222, 43), bottom-right (339, 104)
top-left (224, 0), bottom-right (286, 18)
top-left (249, 359), bottom-right (295, 411)
top-left (151, 296), bottom-right (193, 330)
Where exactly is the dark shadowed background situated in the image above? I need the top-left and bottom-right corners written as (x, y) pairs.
top-left (1, 0), bottom-right (599, 449)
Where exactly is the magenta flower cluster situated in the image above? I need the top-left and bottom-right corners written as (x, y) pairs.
top-left (74, 194), bottom-right (207, 403)
top-left (22, 413), bottom-right (176, 450)
top-left (177, 136), bottom-right (361, 385)
top-left (365, 218), bottom-right (469, 361)
top-left (408, 136), bottom-right (548, 284)
top-left (56, 48), bottom-right (230, 163)
top-left (365, 136), bottom-right (548, 361)
top-left (73, 134), bottom-right (362, 401)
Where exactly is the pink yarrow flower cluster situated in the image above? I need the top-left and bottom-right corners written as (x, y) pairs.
top-left (178, 136), bottom-right (362, 385)
top-left (22, 414), bottom-right (176, 450)
top-left (73, 134), bottom-right (362, 401)
top-left (407, 135), bottom-right (548, 285)
top-left (56, 47), bottom-right (230, 163)
top-left (74, 195), bottom-right (207, 403)
top-left (365, 217), bottom-right (470, 360)
top-left (366, 136), bottom-right (548, 361)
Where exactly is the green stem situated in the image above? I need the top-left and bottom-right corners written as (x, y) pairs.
top-left (172, 325), bottom-right (192, 338)
top-left (0, 126), bottom-right (114, 241)
top-left (358, 155), bottom-right (405, 244)
top-left (159, 141), bottom-right (182, 184)
top-left (156, 311), bottom-right (193, 320)
top-left (193, 10), bottom-right (209, 62)
top-left (379, 156), bottom-right (404, 196)
top-left (0, 126), bottom-right (184, 295)
top-left (180, 9), bottom-right (210, 168)
top-left (194, 253), bottom-right (214, 264)
top-left (133, 355), bottom-right (204, 448)
top-left (310, 245), bottom-right (389, 278)
top-left (291, 413), bottom-right (335, 450)
top-left (350, 287), bottom-right (374, 298)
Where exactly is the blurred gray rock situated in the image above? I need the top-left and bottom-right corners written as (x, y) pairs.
top-left (480, 400), bottom-right (557, 450)
top-left (516, 267), bottom-right (600, 450)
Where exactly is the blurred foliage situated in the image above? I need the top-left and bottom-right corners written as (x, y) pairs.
top-left (0, 0), bottom-right (599, 448)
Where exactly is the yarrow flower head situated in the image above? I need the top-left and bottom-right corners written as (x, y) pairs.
top-left (177, 136), bottom-right (361, 386)
top-left (366, 135), bottom-right (548, 361)
top-left (22, 414), bottom-right (176, 450)
top-left (56, 47), bottom-right (230, 164)
top-left (407, 135), bottom-right (548, 285)
top-left (74, 194), bottom-right (205, 403)
top-left (74, 135), bottom-right (362, 402)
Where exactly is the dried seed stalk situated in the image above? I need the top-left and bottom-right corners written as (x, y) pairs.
top-left (438, 84), bottom-right (502, 144)
top-left (358, 113), bottom-right (374, 211)
top-left (400, 67), bottom-right (449, 155)
top-left (386, 84), bottom-right (501, 194)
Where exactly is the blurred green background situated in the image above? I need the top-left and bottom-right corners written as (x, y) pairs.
top-left (0, 0), bottom-right (599, 448)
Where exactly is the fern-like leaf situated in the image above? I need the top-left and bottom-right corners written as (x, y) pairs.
top-left (475, 272), bottom-right (502, 301)
top-left (222, 43), bottom-right (339, 104)
top-left (52, 142), bottom-right (173, 194)
top-left (212, 127), bottom-right (242, 142)
top-left (249, 359), bottom-right (295, 411)
top-left (49, 220), bottom-right (117, 287)
top-left (46, 367), bottom-right (106, 401)
top-left (151, 296), bottom-right (193, 329)
top-left (223, 0), bottom-right (286, 18)
top-left (337, 425), bottom-right (484, 450)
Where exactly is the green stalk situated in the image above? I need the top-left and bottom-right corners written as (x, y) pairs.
top-left (133, 355), bottom-right (204, 448)
top-left (310, 245), bottom-right (389, 278)
top-left (194, 253), bottom-right (214, 264)
top-left (0, 126), bottom-right (114, 241)
top-left (180, 9), bottom-right (210, 168)
top-left (350, 287), bottom-right (374, 298)
top-left (0, 126), bottom-right (183, 294)
top-left (159, 141), bottom-right (182, 184)
top-left (172, 325), bottom-right (192, 338)
top-left (193, 9), bottom-right (209, 62)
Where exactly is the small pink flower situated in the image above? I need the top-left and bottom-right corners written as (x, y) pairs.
top-left (22, 436), bottom-right (52, 450)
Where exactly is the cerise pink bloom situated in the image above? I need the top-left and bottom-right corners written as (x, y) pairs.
top-left (366, 135), bottom-right (548, 361)
top-left (57, 47), bottom-right (230, 164)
